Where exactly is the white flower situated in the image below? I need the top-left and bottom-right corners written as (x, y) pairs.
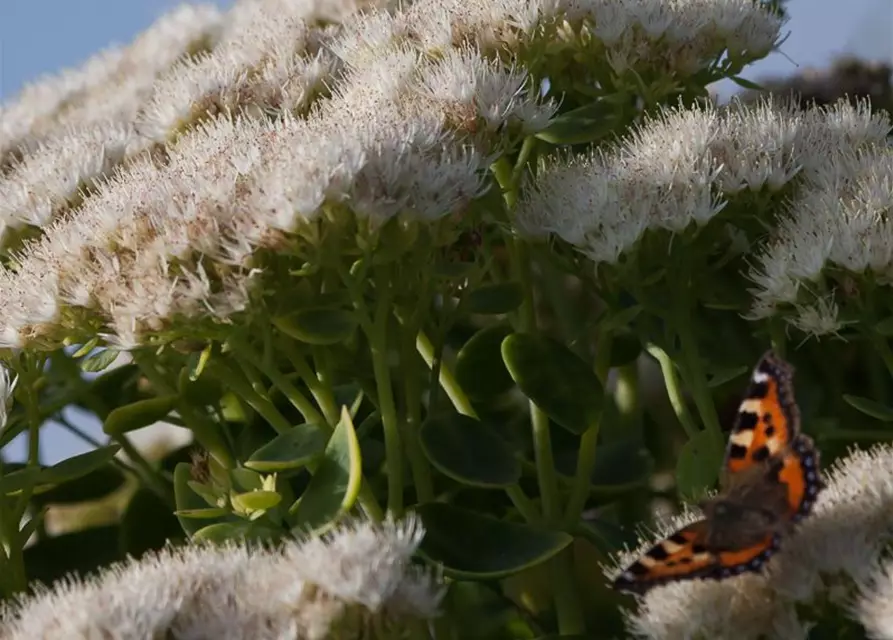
top-left (749, 143), bottom-right (893, 316)
top-left (0, 515), bottom-right (442, 640)
top-left (853, 560), bottom-right (893, 640)
top-left (0, 4), bottom-right (222, 157)
top-left (0, 121), bottom-right (139, 247)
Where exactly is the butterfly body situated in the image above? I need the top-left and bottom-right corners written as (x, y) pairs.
top-left (612, 351), bottom-right (824, 594)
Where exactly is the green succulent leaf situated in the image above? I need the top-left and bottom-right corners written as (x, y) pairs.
top-left (290, 408), bottom-right (362, 532)
top-left (273, 309), bottom-right (358, 345)
top-left (420, 413), bottom-right (521, 488)
top-left (844, 394), bottom-right (893, 422)
top-left (454, 324), bottom-right (515, 401)
top-left (502, 333), bottom-right (603, 434)
top-left (417, 503), bottom-right (572, 579)
top-left (244, 423), bottom-right (328, 472)
top-left (103, 396), bottom-right (179, 435)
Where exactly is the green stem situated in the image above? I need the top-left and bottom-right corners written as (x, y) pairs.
top-left (370, 270), bottom-right (404, 517)
top-left (417, 329), bottom-right (539, 520)
top-left (675, 316), bottom-right (724, 459)
top-left (561, 420), bottom-right (600, 529)
top-left (505, 484), bottom-right (541, 524)
top-left (615, 361), bottom-right (642, 437)
top-left (768, 319), bottom-right (788, 358)
top-left (512, 238), bottom-right (560, 522)
top-left (311, 347), bottom-right (340, 426)
top-left (113, 435), bottom-right (175, 506)
top-left (499, 155), bottom-right (584, 636)
top-left (492, 156), bottom-right (518, 209)
top-left (511, 135), bottom-right (537, 184)
top-left (646, 344), bottom-right (700, 440)
top-left (550, 549), bottom-right (584, 635)
top-left (228, 343), bottom-right (385, 520)
top-left (230, 339), bottom-right (328, 428)
top-left (415, 330), bottom-right (477, 418)
top-left (210, 360), bottom-right (292, 434)
top-left (402, 328), bottom-right (434, 504)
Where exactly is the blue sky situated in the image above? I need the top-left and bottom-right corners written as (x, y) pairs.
top-left (0, 0), bottom-right (891, 462)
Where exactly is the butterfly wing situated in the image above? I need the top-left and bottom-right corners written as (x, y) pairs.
top-left (613, 521), bottom-right (718, 594)
top-left (613, 522), bottom-right (783, 594)
top-left (724, 350), bottom-right (800, 476)
top-left (776, 433), bottom-right (824, 523)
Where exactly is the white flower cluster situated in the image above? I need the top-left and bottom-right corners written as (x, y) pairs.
top-left (517, 98), bottom-right (891, 336)
top-left (750, 145), bottom-right (893, 335)
top-left (0, 0), bottom-right (570, 349)
top-left (606, 444), bottom-right (893, 639)
top-left (0, 516), bottom-right (442, 640)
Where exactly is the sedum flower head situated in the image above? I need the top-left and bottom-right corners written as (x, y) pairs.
top-left (608, 444), bottom-right (893, 639)
top-left (517, 99), bottom-right (890, 271)
top-left (0, 4), bottom-right (222, 160)
top-left (750, 141), bottom-right (893, 331)
top-left (853, 560), bottom-right (893, 640)
top-left (0, 515), bottom-right (442, 640)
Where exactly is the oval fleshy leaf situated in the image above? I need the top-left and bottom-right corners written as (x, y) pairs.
top-left (80, 348), bottom-right (120, 373)
top-left (191, 520), bottom-right (281, 544)
top-left (466, 283), bottom-right (523, 315)
top-left (502, 333), bottom-right (602, 434)
top-left (290, 407), bottom-right (362, 532)
top-left (175, 507), bottom-right (231, 519)
top-left (416, 503), bottom-right (572, 579)
top-left (273, 309), bottom-right (358, 346)
top-left (32, 466), bottom-right (125, 505)
top-left (555, 440), bottom-right (653, 495)
top-left (245, 424), bottom-right (328, 472)
top-left (174, 463), bottom-right (237, 538)
top-left (455, 324), bottom-right (515, 401)
top-left (40, 445), bottom-right (122, 486)
top-left (844, 394), bottom-right (893, 422)
top-left (420, 414), bottom-right (521, 488)
top-left (103, 396), bottom-right (178, 435)
top-left (231, 490), bottom-right (282, 513)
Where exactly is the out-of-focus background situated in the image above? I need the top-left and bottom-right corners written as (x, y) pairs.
top-left (0, 0), bottom-right (891, 464)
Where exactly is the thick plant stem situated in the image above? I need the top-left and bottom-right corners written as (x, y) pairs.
top-left (551, 549), bottom-right (585, 636)
top-left (370, 273), bottom-right (404, 517)
top-left (415, 330), bottom-right (477, 418)
top-left (416, 329), bottom-right (539, 519)
top-left (211, 360), bottom-right (293, 434)
top-left (647, 343), bottom-right (700, 440)
top-left (674, 310), bottom-right (724, 460)
top-left (402, 330), bottom-right (434, 504)
top-left (561, 420), bottom-right (600, 529)
top-left (131, 351), bottom-right (233, 467)
top-left (230, 339), bottom-right (328, 427)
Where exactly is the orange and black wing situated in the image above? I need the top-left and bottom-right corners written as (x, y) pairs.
top-left (775, 433), bottom-right (824, 523)
top-left (612, 521), bottom-right (782, 594)
top-left (612, 521), bottom-right (717, 594)
top-left (724, 351), bottom-right (800, 475)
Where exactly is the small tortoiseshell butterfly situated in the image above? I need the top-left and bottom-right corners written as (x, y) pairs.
top-left (612, 350), bottom-right (825, 594)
